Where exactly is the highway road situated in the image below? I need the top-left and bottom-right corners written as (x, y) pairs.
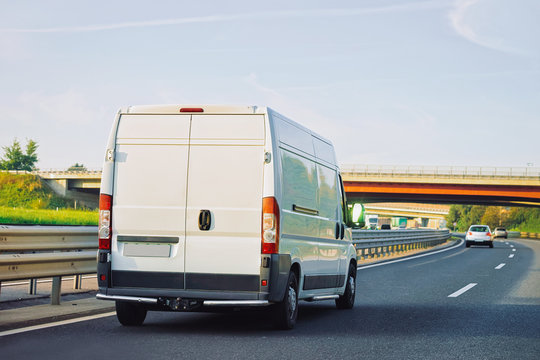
top-left (1, 238), bottom-right (539, 360)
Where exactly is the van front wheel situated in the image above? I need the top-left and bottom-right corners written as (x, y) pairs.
top-left (116, 301), bottom-right (147, 326)
top-left (336, 263), bottom-right (356, 309)
top-left (273, 271), bottom-right (299, 330)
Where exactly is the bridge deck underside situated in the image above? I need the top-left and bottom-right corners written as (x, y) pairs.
top-left (344, 181), bottom-right (540, 207)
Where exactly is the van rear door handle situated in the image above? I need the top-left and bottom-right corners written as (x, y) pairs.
top-left (198, 210), bottom-right (211, 231)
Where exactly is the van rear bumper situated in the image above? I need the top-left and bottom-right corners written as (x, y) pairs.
top-left (96, 293), bottom-right (270, 307)
top-left (99, 287), bottom-right (269, 301)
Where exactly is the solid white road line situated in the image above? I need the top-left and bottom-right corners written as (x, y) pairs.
top-left (448, 283), bottom-right (477, 298)
top-left (509, 254), bottom-right (515, 258)
top-left (495, 263), bottom-right (506, 270)
top-left (357, 239), bottom-right (464, 270)
top-left (0, 312), bottom-right (116, 338)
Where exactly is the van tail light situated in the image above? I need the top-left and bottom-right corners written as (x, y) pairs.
top-left (468, 232), bottom-right (472, 236)
top-left (486, 232), bottom-right (491, 237)
top-left (180, 108), bottom-right (203, 112)
top-left (261, 197), bottom-right (279, 254)
top-left (98, 194), bottom-right (112, 250)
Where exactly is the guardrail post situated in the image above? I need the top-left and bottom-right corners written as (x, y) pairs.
top-left (51, 276), bottom-right (61, 305)
top-left (29, 279), bottom-right (38, 295)
top-left (73, 275), bottom-right (82, 289)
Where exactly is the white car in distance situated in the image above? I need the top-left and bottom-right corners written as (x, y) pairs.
top-left (465, 225), bottom-right (493, 248)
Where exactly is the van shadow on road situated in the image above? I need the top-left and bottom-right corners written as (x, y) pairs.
top-left (117, 301), bottom-right (539, 340)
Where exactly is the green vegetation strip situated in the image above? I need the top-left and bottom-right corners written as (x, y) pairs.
top-left (0, 207), bottom-right (98, 225)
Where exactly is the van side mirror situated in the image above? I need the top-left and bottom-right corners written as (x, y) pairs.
top-left (351, 203), bottom-right (363, 224)
top-left (346, 203), bottom-right (364, 228)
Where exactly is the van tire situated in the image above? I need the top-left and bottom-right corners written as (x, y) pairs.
top-left (336, 263), bottom-right (356, 309)
top-left (116, 301), bottom-right (147, 326)
top-left (273, 271), bottom-right (298, 330)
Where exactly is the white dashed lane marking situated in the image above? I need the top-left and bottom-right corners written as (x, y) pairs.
top-left (495, 263), bottom-right (506, 270)
top-left (448, 283), bottom-right (477, 298)
top-left (509, 254), bottom-right (515, 258)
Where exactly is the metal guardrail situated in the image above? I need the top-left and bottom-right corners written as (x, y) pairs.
top-left (341, 164), bottom-right (540, 178)
top-left (352, 229), bottom-right (450, 259)
top-left (459, 231), bottom-right (538, 240)
top-left (2, 225), bottom-right (535, 304)
top-left (519, 232), bottom-right (540, 239)
top-left (0, 225), bottom-right (98, 304)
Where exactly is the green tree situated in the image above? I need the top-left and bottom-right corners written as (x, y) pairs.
top-left (481, 207), bottom-right (502, 229)
top-left (0, 139), bottom-right (39, 171)
top-left (448, 205), bottom-right (540, 233)
top-left (446, 206), bottom-right (460, 230)
top-left (67, 163), bottom-right (87, 172)
top-left (446, 205), bottom-right (488, 231)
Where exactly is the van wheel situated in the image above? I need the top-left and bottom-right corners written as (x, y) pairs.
top-left (336, 263), bottom-right (356, 309)
top-left (116, 301), bottom-right (147, 326)
top-left (273, 271), bottom-right (298, 330)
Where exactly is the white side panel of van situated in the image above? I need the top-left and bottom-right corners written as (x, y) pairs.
top-left (185, 115), bottom-right (264, 276)
top-left (111, 115), bottom-right (190, 274)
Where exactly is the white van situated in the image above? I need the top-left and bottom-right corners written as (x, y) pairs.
top-left (96, 105), bottom-right (358, 329)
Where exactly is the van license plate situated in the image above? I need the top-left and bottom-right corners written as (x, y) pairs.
top-left (123, 243), bottom-right (171, 257)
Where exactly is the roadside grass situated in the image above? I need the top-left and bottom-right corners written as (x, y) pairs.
top-left (0, 206), bottom-right (98, 225)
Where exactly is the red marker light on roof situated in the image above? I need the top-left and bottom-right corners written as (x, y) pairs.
top-left (180, 108), bottom-right (204, 113)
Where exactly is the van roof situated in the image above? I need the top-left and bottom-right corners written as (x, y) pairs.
top-left (124, 104), bottom-right (263, 114)
top-left (121, 104), bottom-right (335, 159)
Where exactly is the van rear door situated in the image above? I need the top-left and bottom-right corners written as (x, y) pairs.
top-left (184, 114), bottom-right (265, 292)
top-left (111, 114), bottom-right (190, 289)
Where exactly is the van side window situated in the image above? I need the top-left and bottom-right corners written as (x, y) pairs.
top-left (281, 150), bottom-right (318, 212)
top-left (317, 164), bottom-right (339, 220)
top-left (338, 174), bottom-right (348, 224)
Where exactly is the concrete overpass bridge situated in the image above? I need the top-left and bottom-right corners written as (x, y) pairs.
top-left (342, 165), bottom-right (540, 207)
top-left (36, 170), bottom-right (101, 208)
top-left (34, 164), bottom-right (540, 208)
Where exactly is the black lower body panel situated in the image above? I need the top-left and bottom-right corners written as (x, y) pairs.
top-left (303, 274), bottom-right (346, 290)
top-left (111, 270), bottom-right (259, 292)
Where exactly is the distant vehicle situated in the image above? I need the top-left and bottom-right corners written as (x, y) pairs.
top-left (365, 214), bottom-right (378, 229)
top-left (380, 224), bottom-right (391, 230)
top-left (96, 104), bottom-right (358, 329)
top-left (465, 225), bottom-right (493, 248)
top-left (493, 227), bottom-right (508, 239)
top-left (378, 217), bottom-right (391, 229)
top-left (392, 217), bottom-right (407, 229)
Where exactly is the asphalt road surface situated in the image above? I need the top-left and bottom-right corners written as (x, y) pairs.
top-left (2, 238), bottom-right (539, 360)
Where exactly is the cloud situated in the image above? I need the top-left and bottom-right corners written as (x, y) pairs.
top-left (448, 0), bottom-right (522, 54)
top-left (15, 90), bottom-right (103, 125)
top-left (1, 1), bottom-right (446, 33)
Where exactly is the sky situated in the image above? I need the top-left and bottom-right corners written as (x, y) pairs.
top-left (0, 0), bottom-right (539, 170)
